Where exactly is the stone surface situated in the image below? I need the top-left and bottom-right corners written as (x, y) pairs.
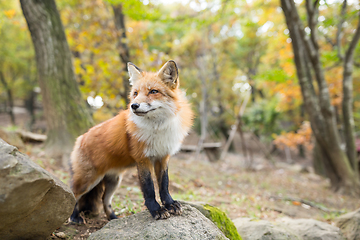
top-left (88, 204), bottom-right (229, 240)
top-left (335, 208), bottom-right (360, 240)
top-left (233, 217), bottom-right (345, 240)
top-left (0, 129), bottom-right (24, 149)
top-left (0, 139), bottom-right (76, 240)
top-left (233, 218), bottom-right (301, 240)
top-left (278, 218), bottom-right (345, 240)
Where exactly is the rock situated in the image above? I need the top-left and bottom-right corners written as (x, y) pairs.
top-left (0, 139), bottom-right (76, 240)
top-left (335, 208), bottom-right (360, 240)
top-left (88, 204), bottom-right (229, 240)
top-left (278, 218), bottom-right (345, 240)
top-left (0, 129), bottom-right (24, 149)
top-left (55, 232), bottom-right (67, 239)
top-left (233, 218), bottom-right (301, 240)
top-left (183, 201), bottom-right (242, 240)
top-left (233, 217), bottom-right (344, 240)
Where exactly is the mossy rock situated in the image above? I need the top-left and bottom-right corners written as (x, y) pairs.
top-left (182, 201), bottom-right (242, 240)
top-left (88, 204), bottom-right (228, 240)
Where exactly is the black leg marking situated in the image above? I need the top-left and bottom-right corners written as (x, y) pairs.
top-left (109, 211), bottom-right (118, 220)
top-left (69, 178), bottom-right (105, 224)
top-left (70, 203), bottom-right (84, 224)
top-left (103, 174), bottom-right (121, 220)
top-left (159, 168), bottom-right (182, 215)
top-left (139, 170), bottom-right (170, 220)
top-left (78, 181), bottom-right (104, 216)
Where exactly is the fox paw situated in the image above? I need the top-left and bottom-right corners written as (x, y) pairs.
top-left (69, 214), bottom-right (84, 224)
top-left (152, 207), bottom-right (170, 220)
top-left (69, 208), bottom-right (85, 224)
top-left (108, 211), bottom-right (118, 220)
top-left (165, 201), bottom-right (182, 215)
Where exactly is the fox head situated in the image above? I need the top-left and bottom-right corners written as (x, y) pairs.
top-left (127, 60), bottom-right (181, 121)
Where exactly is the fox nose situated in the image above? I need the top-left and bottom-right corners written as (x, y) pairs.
top-left (131, 103), bottom-right (140, 110)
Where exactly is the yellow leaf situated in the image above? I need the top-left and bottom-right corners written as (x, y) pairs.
top-left (4, 9), bottom-right (16, 19)
top-left (86, 65), bottom-right (95, 75)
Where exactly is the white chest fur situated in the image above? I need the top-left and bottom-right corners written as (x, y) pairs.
top-left (130, 112), bottom-right (188, 158)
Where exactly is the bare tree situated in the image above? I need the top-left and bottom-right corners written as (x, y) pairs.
top-left (280, 0), bottom-right (360, 195)
top-left (21, 0), bottom-right (94, 162)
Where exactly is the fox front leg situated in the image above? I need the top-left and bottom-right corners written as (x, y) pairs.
top-left (137, 160), bottom-right (170, 220)
top-left (155, 157), bottom-right (182, 215)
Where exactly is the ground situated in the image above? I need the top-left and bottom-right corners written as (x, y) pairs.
top-left (1, 111), bottom-right (359, 239)
top-left (24, 145), bottom-right (359, 240)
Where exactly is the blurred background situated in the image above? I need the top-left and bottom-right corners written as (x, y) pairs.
top-left (3, 0), bottom-right (359, 158)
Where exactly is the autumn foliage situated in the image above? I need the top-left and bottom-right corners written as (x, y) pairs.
top-left (0, 0), bottom-right (359, 158)
top-left (273, 121), bottom-right (313, 153)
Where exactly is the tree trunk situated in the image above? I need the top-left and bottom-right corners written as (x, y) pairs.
top-left (21, 0), bottom-right (94, 160)
top-left (313, 140), bottom-right (326, 177)
top-left (237, 116), bottom-right (248, 159)
top-left (281, 0), bottom-right (360, 195)
top-left (0, 71), bottom-right (15, 125)
top-left (112, 4), bottom-right (130, 106)
top-left (342, 11), bottom-right (360, 178)
top-left (195, 55), bottom-right (208, 155)
top-left (312, 140), bottom-right (339, 184)
top-left (24, 88), bottom-right (37, 130)
top-left (210, 48), bottom-right (229, 141)
top-left (220, 91), bottom-right (251, 161)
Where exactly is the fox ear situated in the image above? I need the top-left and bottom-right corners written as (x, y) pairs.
top-left (127, 62), bottom-right (142, 86)
top-left (158, 60), bottom-right (179, 89)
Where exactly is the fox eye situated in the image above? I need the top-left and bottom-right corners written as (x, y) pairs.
top-left (149, 89), bottom-right (158, 94)
top-left (133, 91), bottom-right (138, 97)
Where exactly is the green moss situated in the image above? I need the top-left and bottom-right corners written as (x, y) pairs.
top-left (204, 204), bottom-right (242, 240)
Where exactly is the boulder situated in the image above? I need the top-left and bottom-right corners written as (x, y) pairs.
top-left (278, 218), bottom-right (344, 240)
top-left (335, 208), bottom-right (360, 240)
top-left (233, 217), bottom-right (345, 240)
top-left (233, 218), bottom-right (301, 240)
top-left (0, 129), bottom-right (24, 149)
top-left (0, 139), bottom-right (76, 240)
top-left (88, 204), bottom-right (229, 240)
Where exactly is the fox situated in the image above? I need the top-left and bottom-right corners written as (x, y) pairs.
top-left (69, 60), bottom-right (193, 223)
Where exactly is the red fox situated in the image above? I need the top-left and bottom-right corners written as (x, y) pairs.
top-left (69, 60), bottom-right (193, 223)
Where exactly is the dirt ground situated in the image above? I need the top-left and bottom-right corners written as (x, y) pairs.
top-left (28, 148), bottom-right (358, 240)
top-left (1, 112), bottom-right (360, 239)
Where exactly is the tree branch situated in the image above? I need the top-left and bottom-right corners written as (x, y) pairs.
top-left (289, 0), bottom-right (333, 119)
top-left (287, 0), bottom-right (316, 61)
top-left (336, 0), bottom-right (347, 61)
top-left (342, 9), bottom-right (360, 175)
top-left (270, 195), bottom-right (345, 214)
top-left (280, 0), bottom-right (318, 115)
top-left (324, 61), bottom-right (341, 71)
top-left (323, 33), bottom-right (336, 47)
top-left (306, 0), bottom-right (319, 50)
top-left (344, 10), bottom-right (360, 64)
